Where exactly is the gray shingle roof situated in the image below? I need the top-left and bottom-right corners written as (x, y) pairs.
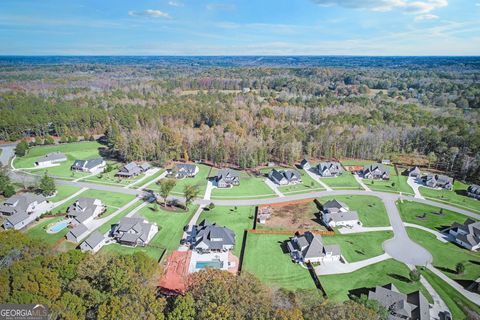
top-left (68, 223), bottom-right (89, 238)
top-left (287, 231), bottom-right (341, 260)
top-left (83, 231), bottom-right (105, 248)
top-left (193, 219), bottom-right (235, 250)
top-left (71, 158), bottom-right (104, 170)
top-left (36, 152), bottom-right (66, 164)
top-left (0, 193), bottom-right (47, 216)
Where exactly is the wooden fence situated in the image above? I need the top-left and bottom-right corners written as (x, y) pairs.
top-left (247, 229), bottom-right (335, 235)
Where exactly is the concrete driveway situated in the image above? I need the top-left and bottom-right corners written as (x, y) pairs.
top-left (0, 144), bottom-right (15, 167)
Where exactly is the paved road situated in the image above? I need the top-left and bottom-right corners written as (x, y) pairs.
top-left (0, 144), bottom-right (15, 167)
top-left (381, 198), bottom-right (432, 266)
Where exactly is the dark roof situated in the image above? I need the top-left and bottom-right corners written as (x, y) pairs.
top-left (288, 231), bottom-right (341, 260)
top-left (322, 199), bottom-right (348, 210)
top-left (193, 219), bottom-right (235, 250)
top-left (71, 158), bottom-right (104, 170)
top-left (36, 152), bottom-right (66, 163)
top-left (468, 184), bottom-right (480, 195)
top-left (68, 223), bottom-right (89, 238)
top-left (0, 193), bottom-right (47, 216)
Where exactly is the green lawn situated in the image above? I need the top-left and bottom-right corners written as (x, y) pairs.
top-left (242, 233), bottom-right (320, 295)
top-left (130, 169), bottom-right (165, 189)
top-left (278, 170), bottom-right (325, 195)
top-left (26, 216), bottom-right (69, 245)
top-left (317, 195), bottom-right (391, 227)
top-left (419, 180), bottom-right (480, 213)
top-left (210, 169), bottom-right (277, 199)
top-left (83, 163), bottom-right (146, 186)
top-left (48, 185), bottom-right (84, 202)
top-left (14, 141), bottom-right (105, 179)
top-left (322, 232), bottom-right (393, 263)
top-left (199, 206), bottom-right (255, 256)
top-left (419, 268), bottom-right (480, 320)
top-left (100, 243), bottom-right (166, 262)
top-left (319, 172), bottom-right (362, 189)
top-left (339, 159), bottom-right (373, 167)
top-left (366, 168), bottom-right (414, 195)
top-left (95, 199), bottom-right (143, 234)
top-left (407, 228), bottom-right (480, 282)
top-left (149, 164), bottom-right (210, 197)
top-left (397, 200), bottom-right (476, 231)
top-left (320, 259), bottom-right (432, 302)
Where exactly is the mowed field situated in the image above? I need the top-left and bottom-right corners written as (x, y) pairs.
top-left (242, 233), bottom-right (320, 294)
top-left (318, 171), bottom-right (362, 189)
top-left (419, 180), bottom-right (480, 212)
top-left (320, 259), bottom-right (432, 302)
top-left (397, 200), bottom-right (476, 230)
top-left (317, 195), bottom-right (391, 227)
top-left (149, 164), bottom-right (210, 196)
top-left (406, 228), bottom-right (480, 282)
top-left (14, 141), bottom-right (105, 179)
top-left (210, 169), bottom-right (277, 199)
top-left (199, 205), bottom-right (255, 256)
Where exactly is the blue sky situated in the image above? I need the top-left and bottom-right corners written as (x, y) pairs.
top-left (0, 0), bottom-right (479, 55)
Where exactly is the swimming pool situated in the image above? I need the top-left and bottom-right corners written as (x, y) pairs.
top-left (195, 259), bottom-right (224, 270)
top-left (48, 220), bottom-right (69, 233)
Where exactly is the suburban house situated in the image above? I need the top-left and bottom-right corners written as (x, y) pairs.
top-left (71, 158), bottom-right (106, 173)
top-left (115, 162), bottom-right (150, 178)
top-left (268, 168), bottom-right (302, 185)
top-left (448, 219), bottom-right (480, 251)
top-left (172, 163), bottom-right (199, 178)
top-left (80, 231), bottom-right (106, 254)
top-left (287, 231), bottom-right (341, 264)
top-left (406, 166), bottom-right (422, 178)
top-left (215, 169), bottom-right (240, 188)
top-left (321, 199), bottom-right (360, 228)
top-left (65, 223), bottom-right (89, 243)
top-left (111, 215), bottom-right (158, 247)
top-left (424, 174), bottom-right (453, 190)
top-left (34, 152), bottom-right (67, 167)
top-left (362, 163), bottom-right (390, 180)
top-left (66, 198), bottom-right (105, 227)
top-left (316, 161), bottom-right (343, 177)
top-left (367, 283), bottom-right (429, 320)
top-left (1, 193), bottom-right (51, 230)
top-left (190, 219), bottom-right (235, 253)
top-left (300, 159), bottom-right (311, 170)
top-left (467, 184), bottom-right (480, 200)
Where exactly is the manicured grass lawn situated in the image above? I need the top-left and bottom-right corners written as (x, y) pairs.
top-left (419, 180), bottom-right (480, 213)
top-left (319, 172), bottom-right (362, 189)
top-left (15, 141), bottom-right (105, 179)
top-left (339, 159), bottom-right (373, 167)
top-left (48, 185), bottom-right (84, 202)
top-left (150, 164), bottom-right (210, 196)
top-left (199, 206), bottom-right (255, 256)
top-left (320, 259), bottom-right (432, 302)
top-left (419, 267), bottom-right (480, 320)
top-left (322, 231), bottom-right (393, 262)
top-left (365, 170), bottom-right (414, 195)
top-left (130, 169), bottom-right (164, 188)
top-left (406, 228), bottom-right (480, 282)
top-left (83, 164), bottom-right (145, 186)
top-left (26, 216), bottom-right (68, 245)
top-left (397, 200), bottom-right (476, 231)
top-left (210, 169), bottom-right (277, 199)
top-left (242, 233), bottom-right (320, 295)
top-left (278, 170), bottom-right (325, 195)
top-left (95, 199), bottom-right (143, 234)
top-left (317, 195), bottom-right (391, 227)
top-left (101, 243), bottom-right (166, 262)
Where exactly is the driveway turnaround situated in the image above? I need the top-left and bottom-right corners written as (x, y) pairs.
top-left (381, 198), bottom-right (432, 266)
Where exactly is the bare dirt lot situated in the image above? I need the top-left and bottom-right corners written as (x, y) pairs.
top-left (259, 201), bottom-right (327, 231)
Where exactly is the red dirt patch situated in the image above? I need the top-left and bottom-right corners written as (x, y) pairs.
top-left (258, 201), bottom-right (328, 231)
top-left (159, 250), bottom-right (191, 294)
top-left (344, 165), bottom-right (363, 172)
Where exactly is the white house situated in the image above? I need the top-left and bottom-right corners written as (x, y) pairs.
top-left (35, 152), bottom-right (67, 167)
top-left (448, 219), bottom-right (480, 251)
top-left (287, 231), bottom-right (341, 264)
top-left (71, 158), bottom-right (106, 173)
top-left (321, 199), bottom-right (360, 228)
top-left (67, 198), bottom-right (105, 227)
top-left (1, 193), bottom-right (52, 230)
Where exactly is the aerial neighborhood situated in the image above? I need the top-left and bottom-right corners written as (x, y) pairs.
top-left (0, 138), bottom-right (479, 320)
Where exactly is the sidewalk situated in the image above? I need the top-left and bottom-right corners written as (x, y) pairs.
top-left (304, 168), bottom-right (333, 191)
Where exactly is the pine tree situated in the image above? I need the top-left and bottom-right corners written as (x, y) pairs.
top-left (39, 172), bottom-right (56, 197)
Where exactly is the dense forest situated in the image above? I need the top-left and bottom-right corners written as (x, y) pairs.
top-left (0, 56), bottom-right (479, 182)
top-left (0, 231), bottom-right (387, 320)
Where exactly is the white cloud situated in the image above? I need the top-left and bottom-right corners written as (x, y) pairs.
top-left (168, 1), bottom-right (184, 7)
top-left (311, 0), bottom-right (447, 15)
top-left (415, 13), bottom-right (439, 21)
top-left (128, 9), bottom-right (170, 18)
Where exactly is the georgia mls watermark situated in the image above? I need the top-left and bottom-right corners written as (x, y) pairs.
top-left (0, 304), bottom-right (48, 320)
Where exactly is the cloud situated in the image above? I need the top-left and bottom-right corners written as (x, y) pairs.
top-left (128, 9), bottom-right (170, 18)
top-left (168, 1), bottom-right (184, 7)
top-left (311, 0), bottom-right (447, 14)
top-left (206, 3), bottom-right (236, 11)
top-left (415, 13), bottom-right (439, 21)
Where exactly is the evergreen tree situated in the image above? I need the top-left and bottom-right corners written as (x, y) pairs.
top-left (15, 140), bottom-right (29, 157)
top-left (39, 172), bottom-right (56, 197)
